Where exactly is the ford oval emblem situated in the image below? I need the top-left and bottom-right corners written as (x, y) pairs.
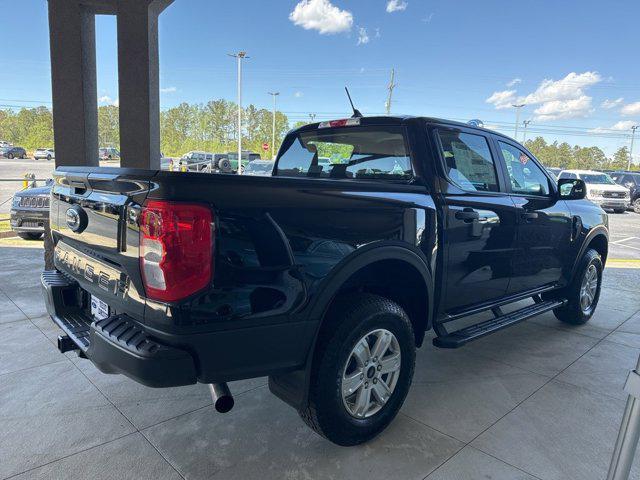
top-left (65, 206), bottom-right (87, 233)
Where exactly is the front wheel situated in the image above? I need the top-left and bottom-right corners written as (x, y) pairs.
top-left (7, 153), bottom-right (13, 159)
top-left (553, 248), bottom-right (603, 325)
top-left (633, 199), bottom-right (640, 214)
top-left (299, 293), bottom-right (415, 446)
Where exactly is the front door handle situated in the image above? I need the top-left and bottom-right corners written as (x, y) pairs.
top-left (521, 212), bottom-right (539, 221)
top-left (455, 208), bottom-right (480, 222)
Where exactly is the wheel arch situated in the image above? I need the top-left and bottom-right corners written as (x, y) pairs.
top-left (269, 242), bottom-right (434, 410)
top-left (574, 227), bottom-right (608, 276)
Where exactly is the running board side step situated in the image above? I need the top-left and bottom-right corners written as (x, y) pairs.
top-left (433, 299), bottom-right (566, 349)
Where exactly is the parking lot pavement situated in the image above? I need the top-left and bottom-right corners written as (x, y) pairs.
top-left (1, 215), bottom-right (640, 479)
top-left (608, 210), bottom-right (640, 260)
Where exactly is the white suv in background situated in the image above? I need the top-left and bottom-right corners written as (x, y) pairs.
top-left (558, 169), bottom-right (630, 213)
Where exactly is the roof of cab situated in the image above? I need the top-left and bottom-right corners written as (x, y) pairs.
top-left (293, 115), bottom-right (514, 141)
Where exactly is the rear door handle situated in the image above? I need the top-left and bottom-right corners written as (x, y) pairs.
top-left (521, 212), bottom-right (539, 221)
top-left (455, 208), bottom-right (480, 222)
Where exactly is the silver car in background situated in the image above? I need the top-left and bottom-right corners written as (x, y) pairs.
top-left (33, 148), bottom-right (55, 161)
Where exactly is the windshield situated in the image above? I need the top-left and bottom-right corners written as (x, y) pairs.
top-left (579, 173), bottom-right (616, 185)
top-left (275, 125), bottom-right (412, 180)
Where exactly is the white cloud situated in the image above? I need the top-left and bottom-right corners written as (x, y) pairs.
top-left (621, 101), bottom-right (640, 116)
top-left (485, 89), bottom-right (517, 109)
top-left (506, 78), bottom-right (521, 87)
top-left (160, 86), bottom-right (177, 93)
top-left (532, 95), bottom-right (593, 121)
top-left (386, 0), bottom-right (407, 12)
top-left (98, 95), bottom-right (119, 106)
top-left (357, 27), bottom-right (370, 45)
top-left (289, 0), bottom-right (353, 34)
top-left (486, 71), bottom-right (602, 121)
top-left (601, 97), bottom-right (623, 109)
top-left (521, 71), bottom-right (601, 105)
top-left (590, 120), bottom-right (638, 133)
top-left (294, 91), bottom-right (304, 98)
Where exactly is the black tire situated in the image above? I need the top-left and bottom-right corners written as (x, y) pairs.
top-left (46, 155), bottom-right (52, 161)
top-left (20, 154), bottom-right (26, 159)
top-left (7, 153), bottom-right (13, 159)
top-left (633, 198), bottom-right (640, 214)
top-left (18, 232), bottom-right (43, 240)
top-left (299, 293), bottom-right (415, 446)
top-left (552, 248), bottom-right (603, 325)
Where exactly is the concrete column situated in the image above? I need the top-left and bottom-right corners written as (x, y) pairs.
top-left (48, 0), bottom-right (99, 167)
top-left (117, 0), bottom-right (172, 169)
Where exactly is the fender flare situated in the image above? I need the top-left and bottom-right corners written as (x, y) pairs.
top-left (571, 226), bottom-right (609, 278)
top-left (269, 242), bottom-right (434, 410)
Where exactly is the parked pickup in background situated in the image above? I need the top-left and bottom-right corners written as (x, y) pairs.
top-left (41, 116), bottom-right (608, 445)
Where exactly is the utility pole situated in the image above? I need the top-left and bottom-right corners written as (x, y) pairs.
top-left (268, 92), bottom-right (279, 160)
top-left (385, 68), bottom-right (396, 115)
top-left (228, 51), bottom-right (248, 174)
top-left (512, 104), bottom-right (525, 140)
top-left (629, 125), bottom-right (639, 171)
top-left (522, 120), bottom-right (531, 142)
top-left (309, 113), bottom-right (316, 123)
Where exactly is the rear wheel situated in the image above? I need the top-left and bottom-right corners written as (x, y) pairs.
top-left (18, 232), bottom-right (42, 240)
top-left (299, 293), bottom-right (415, 446)
top-left (7, 153), bottom-right (13, 159)
top-left (552, 248), bottom-right (602, 325)
top-left (46, 155), bottom-right (52, 161)
top-left (633, 198), bottom-right (640, 214)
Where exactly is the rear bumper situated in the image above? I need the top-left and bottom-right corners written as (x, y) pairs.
top-left (41, 270), bottom-right (197, 387)
top-left (41, 269), bottom-right (314, 387)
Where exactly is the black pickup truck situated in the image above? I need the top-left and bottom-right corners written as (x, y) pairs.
top-left (42, 116), bottom-right (608, 446)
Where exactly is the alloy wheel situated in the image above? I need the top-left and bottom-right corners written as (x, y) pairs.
top-left (341, 328), bottom-right (401, 418)
top-left (579, 263), bottom-right (598, 313)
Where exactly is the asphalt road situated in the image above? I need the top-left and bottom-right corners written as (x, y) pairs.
top-left (1, 158), bottom-right (639, 261)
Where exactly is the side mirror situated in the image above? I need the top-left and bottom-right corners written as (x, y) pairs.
top-left (624, 182), bottom-right (634, 189)
top-left (558, 178), bottom-right (586, 200)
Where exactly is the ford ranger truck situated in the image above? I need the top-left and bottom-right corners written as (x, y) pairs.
top-left (42, 116), bottom-right (608, 446)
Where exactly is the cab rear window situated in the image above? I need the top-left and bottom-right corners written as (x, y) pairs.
top-left (275, 126), bottom-right (412, 180)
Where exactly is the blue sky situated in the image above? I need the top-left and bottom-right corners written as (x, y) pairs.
top-left (1, 0), bottom-right (639, 158)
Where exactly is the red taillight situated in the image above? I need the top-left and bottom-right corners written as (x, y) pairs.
top-left (139, 200), bottom-right (213, 302)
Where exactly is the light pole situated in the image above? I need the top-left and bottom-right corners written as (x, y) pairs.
top-left (268, 92), bottom-right (279, 160)
top-left (512, 104), bottom-right (525, 140)
top-left (522, 120), bottom-right (531, 142)
top-left (629, 125), bottom-right (639, 171)
top-left (228, 51), bottom-right (249, 174)
top-left (309, 113), bottom-right (316, 123)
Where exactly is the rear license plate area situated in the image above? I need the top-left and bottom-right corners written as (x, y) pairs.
top-left (90, 295), bottom-right (110, 321)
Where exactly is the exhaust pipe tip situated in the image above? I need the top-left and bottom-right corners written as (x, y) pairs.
top-left (209, 383), bottom-right (234, 413)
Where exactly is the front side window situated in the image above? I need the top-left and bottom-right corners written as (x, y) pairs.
top-left (437, 131), bottom-right (499, 192)
top-left (275, 126), bottom-right (412, 180)
top-left (499, 142), bottom-right (550, 196)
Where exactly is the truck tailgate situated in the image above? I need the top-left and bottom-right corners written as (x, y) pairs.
top-left (50, 167), bottom-right (156, 321)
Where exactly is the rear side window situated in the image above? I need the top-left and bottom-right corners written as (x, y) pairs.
top-left (436, 131), bottom-right (499, 192)
top-left (275, 126), bottom-right (412, 180)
